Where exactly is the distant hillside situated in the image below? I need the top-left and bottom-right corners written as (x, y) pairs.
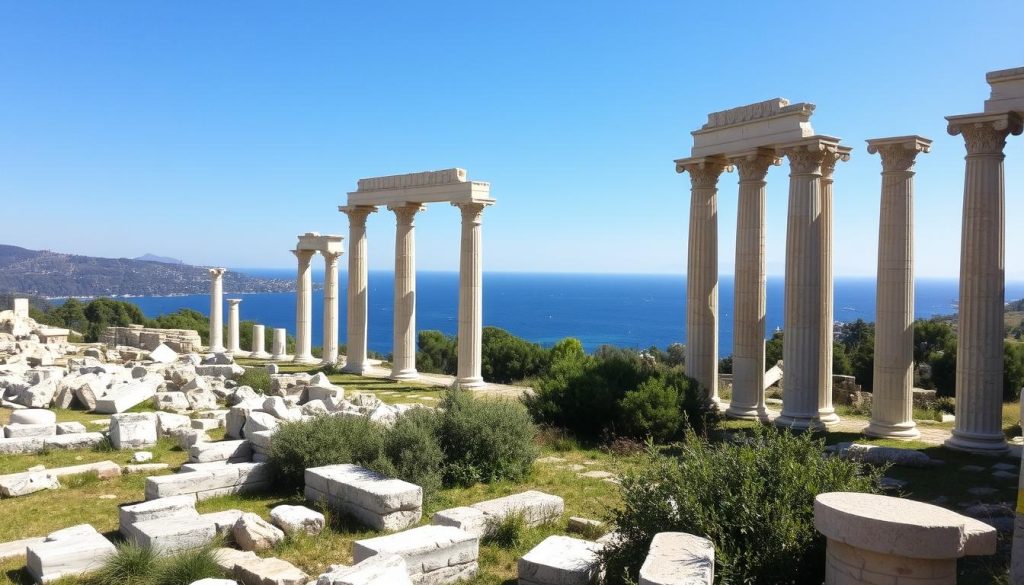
top-left (134, 253), bottom-right (184, 265)
top-left (0, 244), bottom-right (294, 297)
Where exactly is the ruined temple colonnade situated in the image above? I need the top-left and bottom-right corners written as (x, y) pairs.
top-left (677, 99), bottom-right (850, 430)
top-left (340, 169), bottom-right (495, 387)
top-left (291, 233), bottom-right (344, 365)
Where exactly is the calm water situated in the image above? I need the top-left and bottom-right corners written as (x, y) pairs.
top-left (126, 270), bottom-right (1024, 356)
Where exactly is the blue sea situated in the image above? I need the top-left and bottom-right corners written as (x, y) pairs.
top-left (125, 270), bottom-right (1024, 357)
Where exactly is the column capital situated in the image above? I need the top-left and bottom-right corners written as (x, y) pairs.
top-left (339, 205), bottom-right (378, 225)
top-left (728, 149), bottom-right (780, 183)
top-left (322, 250), bottom-right (343, 264)
top-left (777, 136), bottom-right (846, 177)
top-left (946, 112), bottom-right (1023, 156)
top-left (208, 267), bottom-right (227, 278)
top-left (866, 135), bottom-right (932, 173)
top-left (453, 201), bottom-right (491, 225)
top-left (388, 202), bottom-right (428, 225)
top-left (674, 156), bottom-right (732, 187)
top-left (291, 248), bottom-right (316, 264)
top-left (226, 298), bottom-right (242, 306)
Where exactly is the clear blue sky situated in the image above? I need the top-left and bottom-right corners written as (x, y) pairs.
top-left (2, 1), bottom-right (1022, 278)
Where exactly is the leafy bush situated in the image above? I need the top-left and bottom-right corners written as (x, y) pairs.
top-left (438, 387), bottom-right (538, 486)
top-left (417, 330), bottom-right (459, 375)
top-left (236, 367), bottom-right (271, 394)
top-left (619, 378), bottom-right (684, 443)
top-left (269, 415), bottom-right (386, 491)
top-left (377, 407), bottom-right (445, 501)
top-left (483, 511), bottom-right (527, 549)
top-left (481, 326), bottom-right (550, 383)
top-left (601, 427), bottom-right (883, 585)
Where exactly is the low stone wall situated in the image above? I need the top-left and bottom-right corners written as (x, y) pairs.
top-left (100, 326), bottom-right (202, 353)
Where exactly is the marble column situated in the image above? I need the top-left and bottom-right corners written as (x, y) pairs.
top-left (251, 324), bottom-right (270, 359)
top-left (321, 250), bottom-right (342, 365)
top-left (340, 205), bottom-right (376, 374)
top-left (944, 112), bottom-right (1022, 453)
top-left (726, 150), bottom-right (776, 420)
top-left (454, 201), bottom-right (490, 387)
top-left (208, 268), bottom-right (226, 353)
top-left (865, 136), bottom-right (931, 440)
top-left (390, 203), bottom-right (426, 380)
top-left (271, 328), bottom-right (287, 360)
top-left (292, 249), bottom-right (317, 364)
top-left (226, 298), bottom-right (242, 354)
top-left (676, 157), bottom-right (731, 402)
top-left (816, 146), bottom-right (851, 426)
top-left (775, 139), bottom-right (831, 430)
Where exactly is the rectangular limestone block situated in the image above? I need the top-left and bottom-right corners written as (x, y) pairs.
top-left (471, 491), bottom-right (564, 528)
top-left (431, 507), bottom-right (488, 538)
top-left (199, 509), bottom-right (244, 538)
top-left (4, 423), bottom-right (57, 438)
top-left (26, 525), bottom-right (116, 583)
top-left (305, 464), bottom-right (422, 515)
top-left (303, 485), bottom-right (421, 532)
top-left (145, 467), bottom-right (241, 500)
top-left (638, 532), bottom-right (714, 585)
top-left (235, 556), bottom-right (308, 585)
top-left (93, 382), bottom-right (158, 414)
top-left (0, 437), bottom-right (44, 455)
top-left (109, 413), bottom-right (158, 450)
top-left (518, 535), bottom-right (602, 585)
top-left (353, 525), bottom-right (479, 582)
top-left (0, 536), bottom-right (46, 562)
top-left (43, 432), bottom-right (105, 451)
top-left (188, 440), bottom-right (252, 463)
top-left (128, 516), bottom-right (217, 555)
top-left (119, 495), bottom-right (199, 537)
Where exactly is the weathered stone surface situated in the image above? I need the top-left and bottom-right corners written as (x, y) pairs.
top-left (471, 491), bottom-right (564, 528)
top-left (213, 547), bottom-right (259, 575)
top-left (0, 536), bottom-right (46, 562)
top-left (200, 509), bottom-right (244, 538)
top-left (9, 409), bottom-right (56, 425)
top-left (56, 421), bottom-right (87, 435)
top-left (44, 432), bottom-right (105, 450)
top-left (130, 516), bottom-right (217, 555)
top-left (26, 524), bottom-right (115, 583)
top-left (74, 379), bottom-right (108, 411)
top-left (0, 470), bottom-right (59, 497)
top-left (305, 464), bottom-right (422, 531)
top-left (270, 504), bottom-right (325, 536)
top-left (233, 512), bottom-right (285, 552)
top-left (431, 507), bottom-right (488, 538)
top-left (110, 412), bottom-right (158, 450)
top-left (0, 436), bottom-right (44, 455)
top-left (125, 463), bottom-right (170, 474)
top-left (119, 494), bottom-right (199, 537)
top-left (353, 525), bottom-right (478, 585)
top-left (94, 381), bottom-right (158, 414)
top-left (638, 532), bottom-right (714, 585)
top-left (155, 411), bottom-right (192, 436)
top-left (243, 411), bottom-right (280, 436)
top-left (518, 535), bottom-right (602, 585)
top-left (195, 364), bottom-right (245, 379)
top-left (567, 517), bottom-right (604, 535)
top-left (150, 344), bottom-right (179, 364)
top-left (155, 391), bottom-right (191, 413)
top-left (4, 423), bottom-right (56, 438)
top-left (189, 440), bottom-right (252, 464)
top-left (19, 378), bottom-right (58, 408)
top-left (838, 443), bottom-right (932, 468)
top-left (316, 553), bottom-right (412, 585)
top-left (236, 556), bottom-right (308, 585)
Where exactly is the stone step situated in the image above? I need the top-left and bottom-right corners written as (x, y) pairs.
top-left (353, 525), bottom-right (478, 585)
top-left (145, 462), bottom-right (270, 501)
top-left (305, 464), bottom-right (422, 532)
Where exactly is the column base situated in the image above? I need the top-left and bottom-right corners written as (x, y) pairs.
top-left (390, 368), bottom-right (419, 381)
top-left (864, 420), bottom-right (920, 440)
top-left (343, 360), bottom-right (370, 375)
top-left (943, 429), bottom-right (1009, 453)
top-left (816, 409), bottom-right (841, 426)
top-left (456, 376), bottom-right (485, 388)
top-left (208, 345), bottom-right (227, 354)
top-left (774, 412), bottom-right (826, 431)
top-left (249, 351), bottom-right (271, 360)
top-left (292, 354), bottom-right (318, 365)
top-left (725, 403), bottom-right (771, 422)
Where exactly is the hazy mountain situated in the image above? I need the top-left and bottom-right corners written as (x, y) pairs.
top-left (134, 253), bottom-right (184, 265)
top-left (0, 244), bottom-right (293, 297)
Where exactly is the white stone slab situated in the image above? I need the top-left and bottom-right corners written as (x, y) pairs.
top-left (110, 412), bottom-right (158, 449)
top-left (518, 535), bottom-right (602, 585)
top-left (316, 553), bottom-right (412, 585)
top-left (94, 381), bottom-right (158, 414)
top-left (129, 516), bottom-right (217, 555)
top-left (119, 494), bottom-right (199, 537)
top-left (431, 507), bottom-right (488, 538)
top-left (305, 464), bottom-right (422, 531)
top-left (0, 536), bottom-right (45, 562)
top-left (9, 409), bottom-right (56, 425)
top-left (471, 491), bottom-right (564, 528)
top-left (4, 423), bottom-right (56, 438)
top-left (200, 509), bottom-right (244, 538)
top-left (188, 440), bottom-right (252, 463)
top-left (638, 532), bottom-right (715, 585)
top-left (270, 504), bottom-right (325, 535)
top-left (26, 524), bottom-right (115, 583)
top-left (353, 525), bottom-right (478, 584)
top-left (43, 432), bottom-right (105, 450)
top-left (235, 556), bottom-right (308, 585)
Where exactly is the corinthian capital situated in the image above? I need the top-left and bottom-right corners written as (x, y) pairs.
top-left (388, 202), bottom-right (427, 226)
top-left (728, 148), bottom-right (779, 183)
top-left (778, 136), bottom-right (846, 177)
top-left (339, 205), bottom-right (378, 226)
top-left (947, 112), bottom-right (1023, 156)
top-left (674, 156), bottom-right (732, 188)
top-left (866, 135), bottom-right (932, 173)
top-left (453, 201), bottom-right (490, 225)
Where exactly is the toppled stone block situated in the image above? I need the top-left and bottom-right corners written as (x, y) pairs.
top-left (154, 391), bottom-right (191, 413)
top-left (44, 432), bottom-right (105, 450)
top-left (471, 491), bottom-right (564, 528)
top-left (110, 412), bottom-right (158, 450)
top-left (9, 409), bottom-right (56, 425)
top-left (129, 516), bottom-right (218, 555)
top-left (270, 504), bottom-right (325, 536)
top-left (431, 507), bottom-right (488, 538)
top-left (200, 509), bottom-right (244, 538)
top-left (150, 344), bottom-right (179, 364)
top-left (0, 536), bottom-right (46, 562)
top-left (4, 423), bottom-right (56, 438)
top-left (191, 418), bottom-right (221, 431)
top-left (188, 440), bottom-right (252, 464)
top-left (353, 525), bottom-right (478, 585)
top-left (0, 470), bottom-right (60, 497)
top-left (213, 546), bottom-right (260, 575)
top-left (94, 381), bottom-right (158, 414)
top-left (838, 443), bottom-right (932, 468)
top-left (638, 532), bottom-right (714, 585)
top-left (518, 535), bottom-right (602, 585)
top-left (233, 512), bottom-right (285, 552)
top-left (236, 556), bottom-right (308, 585)
top-left (56, 422), bottom-right (87, 435)
top-left (26, 524), bottom-right (116, 583)
top-left (305, 464), bottom-right (422, 532)
top-left (316, 553), bottom-right (412, 585)
top-left (156, 411), bottom-right (192, 436)
top-left (119, 494), bottom-right (199, 537)
top-left (18, 378), bottom-right (59, 408)
top-left (0, 436), bottom-right (44, 455)
top-left (145, 462), bottom-right (270, 501)
top-left (196, 364), bottom-right (245, 379)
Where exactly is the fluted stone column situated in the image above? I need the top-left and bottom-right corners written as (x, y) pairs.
top-left (726, 150), bottom-right (776, 420)
top-left (208, 268), bottom-right (226, 353)
top-left (945, 112), bottom-right (1022, 453)
top-left (390, 203), bottom-right (426, 380)
top-left (676, 157), bottom-right (730, 402)
top-left (322, 250), bottom-right (342, 365)
top-left (251, 324), bottom-right (270, 359)
top-left (776, 140), bottom-right (832, 430)
top-left (454, 201), bottom-right (490, 387)
top-left (292, 249), bottom-right (317, 364)
top-left (340, 206), bottom-right (376, 374)
top-left (226, 299), bottom-right (242, 354)
top-left (816, 146), bottom-right (851, 426)
top-left (865, 136), bottom-right (931, 440)
top-left (271, 328), bottom-right (287, 360)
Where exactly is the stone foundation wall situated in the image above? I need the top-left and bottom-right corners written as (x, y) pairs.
top-left (101, 326), bottom-right (202, 353)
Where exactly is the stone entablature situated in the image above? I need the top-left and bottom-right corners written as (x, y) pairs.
top-left (985, 66), bottom-right (1024, 114)
top-left (690, 98), bottom-right (816, 158)
top-left (101, 325), bottom-right (202, 353)
top-left (347, 168), bottom-right (493, 206)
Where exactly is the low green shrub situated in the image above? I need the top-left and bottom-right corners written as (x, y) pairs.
top-left (236, 367), bottom-right (271, 394)
top-left (91, 542), bottom-right (158, 585)
top-left (153, 546), bottom-right (224, 585)
top-left (438, 387), bottom-right (538, 486)
top-left (601, 427), bottom-right (883, 585)
top-left (269, 415), bottom-right (386, 491)
top-left (482, 511), bottom-right (527, 549)
top-left (619, 378), bottom-right (684, 443)
top-left (376, 407), bottom-right (445, 501)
